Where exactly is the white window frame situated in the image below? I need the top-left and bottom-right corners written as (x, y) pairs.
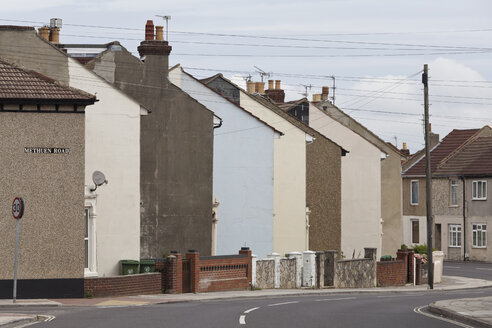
top-left (472, 223), bottom-right (487, 248)
top-left (472, 180), bottom-right (487, 200)
top-left (84, 195), bottom-right (98, 277)
top-left (450, 179), bottom-right (459, 206)
top-left (411, 180), bottom-right (419, 205)
top-left (449, 224), bottom-right (462, 248)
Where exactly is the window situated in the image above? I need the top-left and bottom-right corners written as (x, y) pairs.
top-left (449, 224), bottom-right (461, 247)
top-left (450, 180), bottom-right (459, 206)
top-left (472, 224), bottom-right (487, 248)
top-left (411, 220), bottom-right (419, 244)
top-left (85, 208), bottom-right (90, 269)
top-left (411, 180), bottom-right (419, 205)
top-left (472, 180), bottom-right (487, 200)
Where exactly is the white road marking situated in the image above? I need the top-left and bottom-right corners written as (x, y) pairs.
top-left (244, 307), bottom-right (259, 314)
top-left (377, 293), bottom-right (421, 298)
top-left (476, 268), bottom-right (492, 271)
top-left (315, 297), bottom-right (356, 302)
top-left (239, 315), bottom-right (246, 325)
top-left (445, 266), bottom-right (461, 268)
top-left (268, 301), bottom-right (299, 307)
top-left (414, 306), bottom-right (474, 328)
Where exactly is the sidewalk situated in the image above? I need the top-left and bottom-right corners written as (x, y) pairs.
top-left (429, 297), bottom-right (492, 328)
top-left (0, 275), bottom-right (491, 326)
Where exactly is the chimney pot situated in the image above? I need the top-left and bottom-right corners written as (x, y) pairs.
top-left (145, 20), bottom-right (155, 41)
top-left (403, 142), bottom-right (407, 150)
top-left (313, 94), bottom-right (322, 102)
top-left (255, 82), bottom-right (265, 94)
top-left (321, 86), bottom-right (329, 100)
top-left (246, 81), bottom-right (256, 93)
top-left (268, 79), bottom-right (274, 90)
top-left (155, 26), bottom-right (164, 41)
top-left (275, 80), bottom-right (281, 90)
top-left (38, 27), bottom-right (50, 41)
top-left (49, 27), bottom-right (60, 43)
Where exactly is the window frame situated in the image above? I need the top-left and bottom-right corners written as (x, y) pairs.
top-left (472, 223), bottom-right (487, 248)
top-left (410, 180), bottom-right (419, 205)
top-left (450, 179), bottom-right (459, 207)
top-left (84, 204), bottom-right (98, 277)
top-left (411, 219), bottom-right (420, 244)
top-left (472, 180), bottom-right (487, 201)
top-left (449, 224), bottom-right (462, 248)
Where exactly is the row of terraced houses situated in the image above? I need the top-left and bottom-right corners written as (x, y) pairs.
top-left (0, 19), bottom-right (490, 298)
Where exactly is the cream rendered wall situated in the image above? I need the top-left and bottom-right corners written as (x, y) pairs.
top-left (239, 93), bottom-right (308, 255)
top-left (310, 104), bottom-right (382, 258)
top-left (68, 58), bottom-right (142, 277)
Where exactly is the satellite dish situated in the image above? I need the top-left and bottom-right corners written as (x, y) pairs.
top-left (90, 171), bottom-right (108, 192)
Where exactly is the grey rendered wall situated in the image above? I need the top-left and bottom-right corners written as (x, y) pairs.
top-left (91, 48), bottom-right (214, 258)
top-left (0, 112), bottom-right (85, 279)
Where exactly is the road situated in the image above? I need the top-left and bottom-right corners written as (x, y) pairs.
top-left (444, 261), bottom-right (492, 280)
top-left (3, 288), bottom-right (490, 328)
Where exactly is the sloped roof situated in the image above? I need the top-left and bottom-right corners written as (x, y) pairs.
top-left (435, 136), bottom-right (492, 176)
top-left (277, 98), bottom-right (309, 112)
top-left (0, 58), bottom-right (96, 104)
top-left (403, 129), bottom-right (480, 176)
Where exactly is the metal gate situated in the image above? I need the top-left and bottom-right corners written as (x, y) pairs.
top-left (182, 259), bottom-right (191, 293)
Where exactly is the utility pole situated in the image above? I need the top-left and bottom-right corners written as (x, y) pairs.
top-left (423, 64), bottom-right (434, 289)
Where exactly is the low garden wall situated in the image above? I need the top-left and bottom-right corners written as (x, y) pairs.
top-left (84, 273), bottom-right (162, 298)
top-left (376, 260), bottom-right (406, 287)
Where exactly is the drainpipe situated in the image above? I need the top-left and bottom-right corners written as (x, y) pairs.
top-left (305, 205), bottom-right (311, 250)
top-left (460, 176), bottom-right (467, 261)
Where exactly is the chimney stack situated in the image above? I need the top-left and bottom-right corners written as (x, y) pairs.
top-left (155, 26), bottom-right (164, 41)
top-left (38, 27), bottom-right (50, 41)
top-left (321, 86), bottom-right (329, 101)
top-left (400, 142), bottom-right (410, 156)
top-left (264, 79), bottom-right (285, 103)
top-left (48, 18), bottom-right (62, 44)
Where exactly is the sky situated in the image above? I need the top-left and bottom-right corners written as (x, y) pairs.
top-left (2, 0), bottom-right (491, 152)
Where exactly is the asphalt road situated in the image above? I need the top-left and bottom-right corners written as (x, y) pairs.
top-left (444, 261), bottom-right (492, 280)
top-left (7, 288), bottom-right (492, 328)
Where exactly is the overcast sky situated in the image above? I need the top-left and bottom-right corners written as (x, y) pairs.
top-left (3, 0), bottom-right (491, 152)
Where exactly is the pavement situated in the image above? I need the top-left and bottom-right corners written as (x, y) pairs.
top-left (0, 275), bottom-right (491, 327)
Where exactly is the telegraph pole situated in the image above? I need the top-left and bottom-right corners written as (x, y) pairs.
top-left (423, 64), bottom-right (434, 289)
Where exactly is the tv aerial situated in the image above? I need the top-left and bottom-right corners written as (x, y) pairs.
top-left (90, 171), bottom-right (108, 192)
top-left (254, 66), bottom-right (271, 82)
top-left (156, 15), bottom-right (171, 41)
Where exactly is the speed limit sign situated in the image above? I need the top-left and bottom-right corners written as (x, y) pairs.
top-left (12, 197), bottom-right (24, 220)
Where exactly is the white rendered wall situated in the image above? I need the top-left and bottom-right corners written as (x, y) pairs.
top-left (68, 58), bottom-right (141, 277)
top-left (169, 69), bottom-right (276, 258)
top-left (239, 92), bottom-right (308, 255)
top-left (310, 104), bottom-right (382, 258)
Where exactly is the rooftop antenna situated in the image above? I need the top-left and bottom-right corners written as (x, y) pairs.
top-left (242, 74), bottom-right (253, 82)
top-left (330, 76), bottom-right (336, 105)
top-left (300, 84), bottom-right (312, 98)
top-left (254, 66), bottom-right (271, 82)
top-left (156, 15), bottom-right (171, 41)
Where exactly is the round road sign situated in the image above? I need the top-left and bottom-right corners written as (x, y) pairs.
top-left (12, 197), bottom-right (24, 220)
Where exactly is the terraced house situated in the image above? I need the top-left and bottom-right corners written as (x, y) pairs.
top-left (402, 126), bottom-right (492, 261)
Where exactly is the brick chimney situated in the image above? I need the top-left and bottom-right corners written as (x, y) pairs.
top-left (321, 86), bottom-right (329, 101)
top-left (264, 79), bottom-right (285, 103)
top-left (38, 27), bottom-right (50, 41)
top-left (137, 20), bottom-right (172, 86)
top-left (400, 142), bottom-right (410, 156)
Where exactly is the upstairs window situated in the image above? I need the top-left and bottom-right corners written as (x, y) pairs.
top-left (411, 180), bottom-right (419, 205)
top-left (450, 180), bottom-right (459, 206)
top-left (472, 181), bottom-right (487, 200)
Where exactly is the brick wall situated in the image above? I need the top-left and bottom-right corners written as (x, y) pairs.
top-left (376, 260), bottom-right (406, 287)
top-left (161, 248), bottom-right (252, 294)
top-left (84, 273), bottom-right (161, 297)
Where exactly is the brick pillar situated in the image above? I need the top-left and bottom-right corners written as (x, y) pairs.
top-left (165, 253), bottom-right (183, 294)
top-left (186, 250), bottom-right (200, 293)
top-left (287, 252), bottom-right (302, 288)
top-left (239, 247), bottom-right (252, 286)
top-left (396, 250), bottom-right (409, 283)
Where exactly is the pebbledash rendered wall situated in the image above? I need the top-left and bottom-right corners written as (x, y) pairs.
top-left (0, 111), bottom-right (85, 298)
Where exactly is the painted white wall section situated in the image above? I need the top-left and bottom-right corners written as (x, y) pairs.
top-left (169, 68), bottom-right (276, 258)
top-left (239, 92), bottom-right (308, 255)
top-left (287, 251), bottom-right (302, 288)
top-left (302, 251), bottom-right (316, 287)
top-left (68, 58), bottom-right (141, 277)
top-left (310, 104), bottom-right (382, 258)
top-left (268, 252), bottom-right (281, 288)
